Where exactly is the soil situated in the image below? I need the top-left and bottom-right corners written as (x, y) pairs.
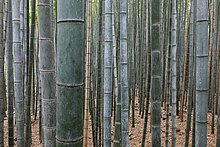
top-left (3, 102), bottom-right (217, 147)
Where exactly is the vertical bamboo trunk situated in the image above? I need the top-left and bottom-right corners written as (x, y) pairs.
top-left (83, 0), bottom-right (92, 146)
top-left (150, 0), bottom-right (162, 146)
top-left (26, 0), bottom-right (36, 146)
top-left (213, 0), bottom-right (218, 115)
top-left (20, 0), bottom-right (24, 47)
top-left (103, 0), bottom-right (113, 146)
top-left (171, 0), bottom-right (177, 146)
top-left (185, 1), bottom-right (194, 146)
top-left (120, 0), bottom-right (129, 146)
top-left (165, 1), bottom-right (171, 146)
top-left (0, 0), bottom-right (4, 146)
top-left (216, 1), bottom-right (220, 146)
top-left (23, 0), bottom-right (28, 125)
top-left (96, 1), bottom-right (103, 145)
top-left (131, 0), bottom-right (136, 128)
top-left (113, 0), bottom-right (121, 146)
top-left (141, 1), bottom-right (150, 146)
top-left (180, 0), bottom-right (190, 121)
top-left (7, 0), bottom-right (14, 146)
top-left (12, 0), bottom-right (25, 146)
top-left (38, 0), bottom-right (56, 146)
top-left (56, 0), bottom-right (85, 146)
top-left (208, 0), bottom-right (216, 134)
top-left (195, 0), bottom-right (209, 146)
top-left (208, 0), bottom-right (214, 111)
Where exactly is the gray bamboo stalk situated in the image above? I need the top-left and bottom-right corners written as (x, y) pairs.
top-left (0, 0), bottom-right (4, 146)
top-left (3, 0), bottom-right (8, 51)
top-left (213, 0), bottom-right (218, 116)
top-left (165, 1), bottom-right (171, 146)
top-left (195, 0), bottom-right (208, 146)
top-left (180, 0), bottom-right (190, 122)
top-left (3, 1), bottom-right (8, 117)
top-left (141, 1), bottom-right (150, 146)
top-left (20, 0), bottom-right (24, 46)
top-left (103, 0), bottom-right (113, 145)
top-left (96, 1), bottom-right (103, 145)
top-left (26, 0), bottom-right (36, 146)
top-left (56, 0), bottom-right (85, 146)
top-left (171, 0), bottom-right (177, 146)
top-left (12, 0), bottom-right (24, 146)
top-left (120, 0), bottom-right (129, 146)
top-left (150, 0), bottom-right (162, 146)
top-left (216, 1), bottom-right (220, 146)
top-left (38, 0), bottom-right (56, 146)
top-left (113, 0), bottom-right (121, 146)
top-left (20, 0), bottom-right (24, 106)
top-left (23, 0), bottom-right (27, 122)
top-left (185, 1), bottom-right (194, 146)
top-left (7, 0), bottom-right (15, 146)
top-left (209, 0), bottom-right (217, 134)
top-left (83, 0), bottom-right (92, 146)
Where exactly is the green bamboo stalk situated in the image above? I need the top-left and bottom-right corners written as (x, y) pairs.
top-left (165, 1), bottom-right (171, 146)
top-left (56, 0), bottom-right (85, 146)
top-left (171, 0), bottom-right (177, 146)
top-left (141, 1), bottom-right (150, 146)
top-left (150, 0), bottom-right (162, 146)
top-left (185, 1), bottom-right (194, 146)
top-left (113, 0), bottom-right (121, 146)
top-left (120, 0), bottom-right (129, 146)
top-left (7, 0), bottom-right (14, 146)
top-left (38, 0), bottom-right (56, 146)
top-left (12, 0), bottom-right (24, 146)
top-left (26, 0), bottom-right (36, 146)
top-left (103, 0), bottom-right (113, 145)
top-left (195, 0), bottom-right (209, 146)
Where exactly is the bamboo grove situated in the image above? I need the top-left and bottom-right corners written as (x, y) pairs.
top-left (1, 0), bottom-right (220, 147)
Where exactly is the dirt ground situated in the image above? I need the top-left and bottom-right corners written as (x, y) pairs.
top-left (4, 115), bottom-right (41, 147)
top-left (3, 102), bottom-right (217, 147)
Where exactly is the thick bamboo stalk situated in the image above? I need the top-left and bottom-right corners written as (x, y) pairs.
top-left (150, 0), bottom-right (162, 146)
top-left (56, 1), bottom-right (85, 146)
top-left (38, 0), bottom-right (56, 146)
top-left (195, 0), bottom-right (209, 146)
top-left (12, 0), bottom-right (24, 146)
top-left (120, 0), bottom-right (129, 146)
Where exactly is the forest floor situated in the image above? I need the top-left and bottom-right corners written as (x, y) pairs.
top-left (3, 101), bottom-right (217, 147)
